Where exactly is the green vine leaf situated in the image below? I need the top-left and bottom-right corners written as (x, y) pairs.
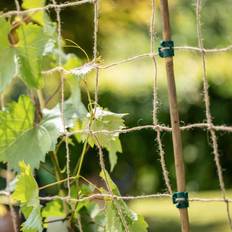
top-left (65, 77), bottom-right (88, 120)
top-left (43, 74), bottom-right (87, 132)
top-left (100, 170), bottom-right (148, 232)
top-left (63, 55), bottom-right (87, 120)
top-left (0, 96), bottom-right (59, 171)
top-left (76, 204), bottom-right (105, 232)
top-left (63, 54), bottom-right (82, 73)
top-left (0, 96), bottom-right (34, 162)
top-left (16, 23), bottom-right (56, 89)
top-left (42, 200), bottom-right (66, 230)
top-left (22, 0), bottom-right (47, 25)
top-left (0, 15), bottom-right (56, 92)
top-left (42, 200), bottom-right (66, 219)
top-left (6, 120), bottom-right (59, 171)
top-left (69, 184), bottom-right (105, 232)
top-left (0, 18), bottom-right (16, 92)
top-left (74, 108), bottom-right (127, 172)
top-left (12, 162), bottom-right (43, 232)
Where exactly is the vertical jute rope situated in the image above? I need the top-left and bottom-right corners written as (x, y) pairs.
top-left (196, 0), bottom-right (232, 229)
top-left (52, 0), bottom-right (71, 197)
top-left (94, 1), bottom-right (130, 230)
top-left (93, 0), bottom-right (100, 106)
top-left (150, 0), bottom-right (172, 195)
top-left (92, 1), bottom-right (130, 231)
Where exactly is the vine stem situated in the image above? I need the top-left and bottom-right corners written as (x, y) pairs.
top-left (69, 70), bottom-right (97, 225)
top-left (69, 138), bottom-right (90, 225)
top-left (72, 80), bottom-right (95, 178)
top-left (39, 175), bottom-right (102, 192)
top-left (0, 94), bottom-right (4, 109)
top-left (51, 151), bottom-right (63, 183)
top-left (49, 148), bottom-right (70, 217)
top-left (49, 138), bottom-right (65, 184)
top-left (73, 139), bottom-right (89, 177)
top-left (37, 89), bottom-right (45, 109)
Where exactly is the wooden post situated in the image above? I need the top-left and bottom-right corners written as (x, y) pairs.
top-left (159, 0), bottom-right (190, 231)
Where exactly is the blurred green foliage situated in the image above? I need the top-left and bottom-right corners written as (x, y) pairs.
top-left (130, 190), bottom-right (232, 232)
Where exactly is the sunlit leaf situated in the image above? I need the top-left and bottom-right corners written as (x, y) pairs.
top-left (22, 0), bottom-right (46, 25)
top-left (100, 170), bottom-right (148, 232)
top-left (6, 120), bottom-right (59, 171)
top-left (0, 96), bottom-right (34, 162)
top-left (0, 96), bottom-right (59, 171)
top-left (12, 162), bottom-right (43, 232)
top-left (74, 108), bottom-right (126, 171)
top-left (63, 55), bottom-right (87, 120)
top-left (12, 162), bottom-right (38, 204)
top-left (21, 206), bottom-right (43, 232)
top-left (42, 200), bottom-right (66, 230)
top-left (43, 75), bottom-right (87, 132)
top-left (42, 200), bottom-right (65, 219)
top-left (0, 18), bottom-right (16, 92)
top-left (63, 54), bottom-right (82, 72)
top-left (16, 23), bottom-right (56, 88)
top-left (65, 77), bottom-right (87, 120)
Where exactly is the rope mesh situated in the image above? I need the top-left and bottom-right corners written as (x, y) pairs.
top-left (1, 0), bottom-right (232, 230)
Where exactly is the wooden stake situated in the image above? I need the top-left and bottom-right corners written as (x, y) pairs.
top-left (159, 0), bottom-right (190, 231)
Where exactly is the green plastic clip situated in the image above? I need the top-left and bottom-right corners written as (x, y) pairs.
top-left (172, 192), bottom-right (189, 209)
top-left (158, 40), bottom-right (174, 58)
